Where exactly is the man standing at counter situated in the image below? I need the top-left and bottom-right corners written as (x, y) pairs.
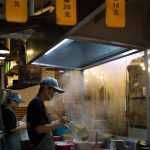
top-left (27, 77), bottom-right (68, 150)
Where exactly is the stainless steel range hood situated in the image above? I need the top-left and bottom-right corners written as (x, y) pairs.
top-left (26, 0), bottom-right (150, 70)
top-left (32, 39), bottom-right (137, 70)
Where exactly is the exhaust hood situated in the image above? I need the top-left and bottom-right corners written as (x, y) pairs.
top-left (32, 39), bottom-right (137, 70)
top-left (26, 0), bottom-right (150, 70)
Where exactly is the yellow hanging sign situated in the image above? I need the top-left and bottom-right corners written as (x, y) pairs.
top-left (6, 0), bottom-right (28, 23)
top-left (106, 0), bottom-right (125, 27)
top-left (56, 0), bottom-right (77, 25)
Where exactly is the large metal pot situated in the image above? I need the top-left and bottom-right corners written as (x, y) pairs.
top-left (74, 141), bottom-right (91, 150)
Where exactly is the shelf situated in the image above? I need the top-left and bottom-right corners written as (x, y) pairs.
top-left (129, 96), bottom-right (146, 99)
top-left (5, 49), bottom-right (18, 61)
top-left (5, 64), bottom-right (42, 89)
top-left (5, 66), bottom-right (18, 76)
top-left (129, 125), bottom-right (146, 129)
top-left (6, 83), bottom-right (39, 90)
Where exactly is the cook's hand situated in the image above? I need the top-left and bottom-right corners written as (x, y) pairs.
top-left (59, 116), bottom-right (69, 125)
top-left (20, 123), bottom-right (27, 129)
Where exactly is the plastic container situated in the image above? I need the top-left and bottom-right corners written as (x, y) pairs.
top-left (110, 140), bottom-right (116, 150)
top-left (55, 141), bottom-right (75, 150)
top-left (53, 136), bottom-right (62, 142)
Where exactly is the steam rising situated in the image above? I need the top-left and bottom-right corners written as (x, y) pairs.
top-left (45, 52), bottom-right (146, 148)
top-left (46, 55), bottom-right (136, 137)
top-left (51, 71), bottom-right (113, 140)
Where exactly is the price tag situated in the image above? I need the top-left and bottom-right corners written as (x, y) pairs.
top-left (56, 0), bottom-right (77, 25)
top-left (6, 0), bottom-right (28, 23)
top-left (106, 0), bottom-right (125, 27)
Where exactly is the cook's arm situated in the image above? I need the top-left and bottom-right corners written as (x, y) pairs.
top-left (10, 124), bottom-right (26, 132)
top-left (35, 116), bottom-right (68, 134)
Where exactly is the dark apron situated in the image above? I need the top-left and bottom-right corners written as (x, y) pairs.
top-left (5, 106), bottom-right (21, 150)
top-left (32, 100), bottom-right (55, 150)
top-left (6, 132), bottom-right (21, 150)
top-left (33, 132), bottom-right (55, 150)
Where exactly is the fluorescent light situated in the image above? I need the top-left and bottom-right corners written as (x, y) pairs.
top-left (32, 62), bottom-right (61, 68)
top-left (0, 50), bottom-right (10, 54)
top-left (59, 70), bottom-right (65, 73)
top-left (140, 63), bottom-right (144, 67)
top-left (27, 49), bottom-right (34, 56)
top-left (0, 57), bottom-right (5, 60)
top-left (122, 49), bottom-right (138, 56)
top-left (44, 39), bottom-right (71, 55)
top-left (0, 43), bottom-right (10, 54)
top-left (32, 62), bottom-right (52, 66)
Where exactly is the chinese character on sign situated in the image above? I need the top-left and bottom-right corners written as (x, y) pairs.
top-left (14, 0), bottom-right (20, 7)
top-left (64, 11), bottom-right (70, 18)
top-left (113, 0), bottom-right (119, 15)
top-left (64, 4), bottom-right (71, 10)
top-left (56, 0), bottom-right (77, 25)
top-left (6, 0), bottom-right (28, 23)
top-left (64, 0), bottom-right (71, 18)
top-left (64, 0), bottom-right (70, 2)
top-left (106, 0), bottom-right (125, 27)
top-left (113, 2), bottom-right (119, 8)
top-left (113, 9), bottom-right (119, 15)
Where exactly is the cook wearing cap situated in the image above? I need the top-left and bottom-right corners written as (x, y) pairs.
top-left (27, 77), bottom-right (68, 150)
top-left (7, 93), bottom-right (24, 104)
top-left (2, 93), bottom-right (26, 150)
top-left (40, 77), bottom-right (64, 93)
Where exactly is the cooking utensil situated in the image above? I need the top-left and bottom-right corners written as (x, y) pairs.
top-left (65, 121), bottom-right (90, 141)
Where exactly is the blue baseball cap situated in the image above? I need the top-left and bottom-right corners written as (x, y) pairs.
top-left (7, 93), bottom-right (24, 103)
top-left (40, 77), bottom-right (64, 93)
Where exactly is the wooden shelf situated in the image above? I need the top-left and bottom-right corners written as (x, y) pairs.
top-left (129, 96), bottom-right (146, 99)
top-left (5, 65), bottom-right (18, 76)
top-left (6, 83), bottom-right (38, 90)
top-left (5, 49), bottom-right (18, 61)
top-left (129, 125), bottom-right (146, 129)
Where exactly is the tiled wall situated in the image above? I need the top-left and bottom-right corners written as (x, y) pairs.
top-left (15, 107), bottom-right (27, 120)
